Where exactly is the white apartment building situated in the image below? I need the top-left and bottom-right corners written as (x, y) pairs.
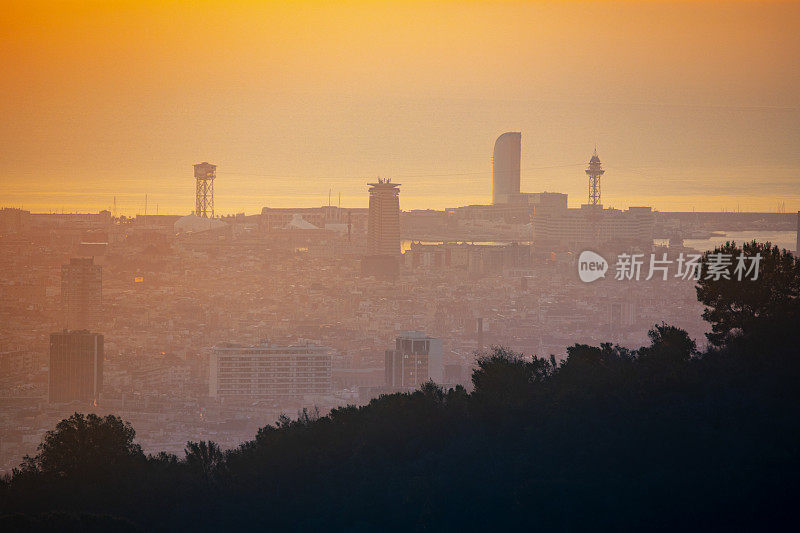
top-left (209, 342), bottom-right (332, 399)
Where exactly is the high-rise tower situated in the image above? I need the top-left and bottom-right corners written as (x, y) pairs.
top-left (362, 178), bottom-right (401, 278)
top-left (586, 149), bottom-right (605, 207)
top-left (385, 331), bottom-right (443, 389)
top-left (194, 162), bottom-right (216, 218)
top-left (49, 330), bottom-right (103, 403)
top-left (61, 257), bottom-right (102, 330)
top-left (492, 132), bottom-right (521, 205)
top-left (367, 178), bottom-right (401, 256)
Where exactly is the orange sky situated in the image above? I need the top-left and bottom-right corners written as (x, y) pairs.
top-left (2, 1), bottom-right (799, 214)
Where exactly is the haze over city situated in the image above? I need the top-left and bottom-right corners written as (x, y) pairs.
top-left (2, 0), bottom-right (799, 214)
top-left (2, 2), bottom-right (800, 531)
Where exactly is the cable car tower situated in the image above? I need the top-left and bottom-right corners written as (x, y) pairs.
top-left (194, 162), bottom-right (216, 218)
top-left (586, 148), bottom-right (604, 207)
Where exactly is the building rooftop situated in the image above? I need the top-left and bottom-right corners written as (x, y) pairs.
top-left (368, 178), bottom-right (401, 188)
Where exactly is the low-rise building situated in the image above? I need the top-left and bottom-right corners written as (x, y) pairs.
top-left (533, 204), bottom-right (654, 252)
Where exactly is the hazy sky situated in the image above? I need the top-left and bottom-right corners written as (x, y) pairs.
top-left (2, 0), bottom-right (799, 214)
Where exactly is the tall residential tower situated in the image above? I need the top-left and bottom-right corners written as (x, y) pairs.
top-left (49, 330), bottom-right (103, 403)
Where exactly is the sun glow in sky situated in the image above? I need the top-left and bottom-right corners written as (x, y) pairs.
top-left (2, 1), bottom-right (799, 214)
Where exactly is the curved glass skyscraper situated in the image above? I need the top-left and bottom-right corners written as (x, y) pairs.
top-left (492, 132), bottom-right (521, 204)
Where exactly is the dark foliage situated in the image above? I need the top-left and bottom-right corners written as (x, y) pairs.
top-left (697, 240), bottom-right (800, 346)
top-left (0, 512), bottom-right (140, 533)
top-left (16, 413), bottom-right (143, 479)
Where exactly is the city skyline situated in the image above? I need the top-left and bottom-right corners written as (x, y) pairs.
top-left (4, 139), bottom-right (798, 217)
top-left (2, 1), bottom-right (799, 215)
top-left (2, 3), bottom-right (800, 526)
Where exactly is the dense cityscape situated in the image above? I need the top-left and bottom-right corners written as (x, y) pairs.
top-left (1, 134), bottom-right (798, 475)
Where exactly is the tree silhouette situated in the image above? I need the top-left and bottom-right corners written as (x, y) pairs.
top-left (184, 440), bottom-right (224, 487)
top-left (637, 323), bottom-right (697, 364)
top-left (17, 413), bottom-right (142, 479)
top-left (418, 379), bottom-right (445, 403)
top-left (697, 240), bottom-right (800, 346)
top-left (471, 347), bottom-right (551, 408)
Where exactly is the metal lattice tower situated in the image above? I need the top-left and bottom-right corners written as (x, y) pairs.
top-left (193, 162), bottom-right (216, 218)
top-left (586, 149), bottom-right (604, 207)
